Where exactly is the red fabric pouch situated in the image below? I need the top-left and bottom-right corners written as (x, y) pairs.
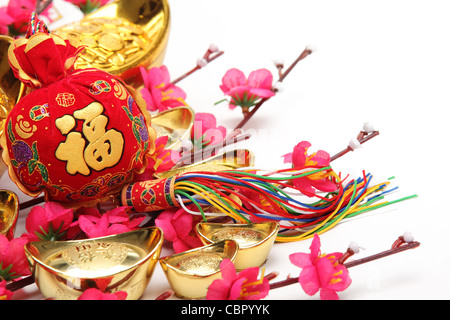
top-left (0, 31), bottom-right (156, 206)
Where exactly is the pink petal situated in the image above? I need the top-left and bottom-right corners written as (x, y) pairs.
top-left (248, 87), bottom-right (275, 98)
top-left (310, 234), bottom-right (322, 258)
top-left (155, 211), bottom-right (178, 242)
top-left (105, 224), bottom-right (132, 236)
top-left (206, 279), bottom-right (230, 300)
top-left (311, 150), bottom-right (331, 166)
top-left (320, 288), bottom-right (340, 300)
top-left (140, 88), bottom-right (157, 111)
top-left (220, 68), bottom-right (246, 94)
top-left (282, 152), bottom-right (293, 164)
top-left (289, 252), bottom-right (313, 268)
top-left (219, 259), bottom-right (237, 285)
top-left (158, 65), bottom-right (171, 87)
top-left (166, 85), bottom-right (187, 100)
top-left (172, 238), bottom-right (192, 253)
top-left (293, 178), bottom-right (317, 197)
top-left (247, 69), bottom-right (274, 90)
top-left (171, 212), bottom-right (193, 239)
top-left (228, 277), bottom-right (247, 300)
top-left (139, 66), bottom-right (151, 89)
top-left (310, 178), bottom-right (338, 193)
top-left (299, 265), bottom-right (320, 296)
top-left (292, 141), bottom-right (311, 168)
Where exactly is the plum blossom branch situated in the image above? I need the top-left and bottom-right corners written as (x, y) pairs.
top-left (171, 44), bottom-right (225, 85)
top-left (330, 122), bottom-right (380, 162)
top-left (233, 46), bottom-right (314, 131)
top-left (269, 233), bottom-right (420, 295)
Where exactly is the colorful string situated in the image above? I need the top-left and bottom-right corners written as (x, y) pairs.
top-left (26, 12), bottom-right (50, 38)
top-left (172, 168), bottom-right (417, 242)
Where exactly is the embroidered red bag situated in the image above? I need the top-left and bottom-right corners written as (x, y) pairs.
top-left (0, 26), bottom-right (156, 206)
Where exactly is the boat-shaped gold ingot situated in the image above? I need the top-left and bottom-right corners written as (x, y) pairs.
top-left (196, 222), bottom-right (279, 270)
top-left (151, 106), bottom-right (194, 150)
top-left (159, 240), bottom-right (238, 299)
top-left (25, 227), bottom-right (163, 300)
top-left (0, 190), bottom-right (19, 241)
top-left (155, 149), bottom-right (255, 179)
top-left (54, 0), bottom-right (171, 86)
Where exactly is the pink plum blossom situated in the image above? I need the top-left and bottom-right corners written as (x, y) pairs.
top-left (25, 202), bottom-right (74, 241)
top-left (76, 206), bottom-right (145, 239)
top-left (206, 259), bottom-right (269, 300)
top-left (67, 0), bottom-right (112, 14)
top-left (135, 136), bottom-right (180, 180)
top-left (0, 234), bottom-right (31, 281)
top-left (220, 68), bottom-right (275, 110)
top-left (283, 141), bottom-right (338, 197)
top-left (139, 66), bottom-right (187, 112)
top-left (77, 288), bottom-right (127, 300)
top-left (0, 0), bottom-right (35, 35)
top-left (191, 112), bottom-right (227, 148)
top-left (0, 280), bottom-right (14, 300)
top-left (155, 207), bottom-right (203, 253)
top-left (289, 234), bottom-right (351, 300)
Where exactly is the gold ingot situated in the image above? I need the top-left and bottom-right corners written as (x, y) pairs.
top-left (54, 0), bottom-right (171, 86)
top-left (196, 222), bottom-right (279, 270)
top-left (25, 227), bottom-right (164, 300)
top-left (151, 106), bottom-right (194, 150)
top-left (155, 149), bottom-right (255, 179)
top-left (0, 36), bottom-right (23, 139)
top-left (0, 190), bottom-right (19, 241)
top-left (159, 240), bottom-right (239, 299)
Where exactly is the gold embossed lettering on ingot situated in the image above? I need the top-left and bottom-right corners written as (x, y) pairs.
top-left (196, 222), bottom-right (279, 270)
top-left (159, 240), bottom-right (239, 299)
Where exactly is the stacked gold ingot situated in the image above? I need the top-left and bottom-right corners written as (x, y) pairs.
top-left (54, 0), bottom-right (171, 86)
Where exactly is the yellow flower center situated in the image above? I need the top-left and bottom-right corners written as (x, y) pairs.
top-left (239, 267), bottom-right (266, 299)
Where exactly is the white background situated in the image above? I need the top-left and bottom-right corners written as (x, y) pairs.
top-left (1, 0), bottom-right (449, 300)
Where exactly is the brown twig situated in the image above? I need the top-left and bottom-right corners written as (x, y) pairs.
top-left (232, 46), bottom-right (314, 132)
top-left (36, 0), bottom-right (53, 15)
top-left (171, 45), bottom-right (225, 85)
top-left (6, 275), bottom-right (35, 292)
top-left (19, 196), bottom-right (45, 211)
top-left (269, 238), bottom-right (420, 290)
top-left (330, 130), bottom-right (380, 162)
top-left (176, 131), bottom-right (252, 165)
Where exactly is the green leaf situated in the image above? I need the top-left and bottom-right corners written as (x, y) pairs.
top-left (132, 125), bottom-right (141, 143)
top-left (0, 262), bottom-right (18, 281)
top-left (35, 221), bottom-right (67, 241)
top-left (37, 163), bottom-right (49, 182)
top-left (7, 120), bottom-right (15, 142)
top-left (32, 142), bottom-right (39, 161)
top-left (28, 159), bottom-right (37, 174)
top-left (122, 106), bottom-right (134, 121)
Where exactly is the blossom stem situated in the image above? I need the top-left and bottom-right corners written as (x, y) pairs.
top-left (233, 47), bottom-right (313, 131)
top-left (343, 241), bottom-right (420, 269)
top-left (5, 275), bottom-right (35, 292)
top-left (155, 289), bottom-right (174, 300)
top-left (19, 196), bottom-right (45, 211)
top-left (36, 0), bottom-right (53, 14)
top-left (330, 130), bottom-right (380, 162)
top-left (269, 240), bottom-right (420, 290)
top-left (176, 131), bottom-right (252, 165)
top-left (171, 47), bottom-right (224, 85)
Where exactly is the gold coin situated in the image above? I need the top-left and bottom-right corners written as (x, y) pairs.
top-left (97, 32), bottom-right (124, 52)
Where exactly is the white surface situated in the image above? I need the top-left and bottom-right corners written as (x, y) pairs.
top-left (1, 0), bottom-right (449, 300)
